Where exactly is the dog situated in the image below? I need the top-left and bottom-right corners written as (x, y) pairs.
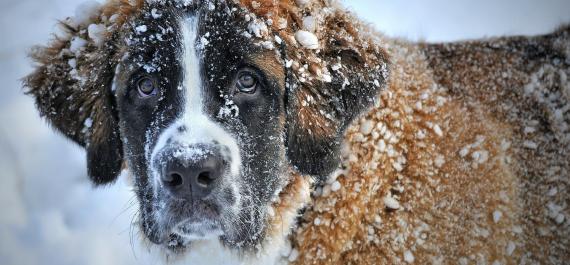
top-left (24, 0), bottom-right (569, 264)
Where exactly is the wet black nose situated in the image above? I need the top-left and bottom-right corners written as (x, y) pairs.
top-left (160, 145), bottom-right (224, 201)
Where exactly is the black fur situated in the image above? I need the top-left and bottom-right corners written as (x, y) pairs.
top-left (284, 17), bottom-right (389, 182)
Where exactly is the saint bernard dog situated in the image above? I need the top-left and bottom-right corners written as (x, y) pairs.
top-left (24, 0), bottom-right (569, 264)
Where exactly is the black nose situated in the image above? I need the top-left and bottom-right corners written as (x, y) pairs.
top-left (160, 145), bottom-right (224, 201)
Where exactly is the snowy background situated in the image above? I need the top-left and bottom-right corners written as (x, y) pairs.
top-left (0, 0), bottom-right (569, 264)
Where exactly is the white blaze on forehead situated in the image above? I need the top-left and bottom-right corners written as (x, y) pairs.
top-left (181, 15), bottom-right (203, 115)
top-left (149, 15), bottom-right (241, 177)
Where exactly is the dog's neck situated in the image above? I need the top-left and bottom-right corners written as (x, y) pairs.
top-left (165, 239), bottom-right (286, 265)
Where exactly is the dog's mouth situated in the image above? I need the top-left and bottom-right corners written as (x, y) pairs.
top-left (173, 218), bottom-right (223, 240)
top-left (159, 199), bottom-right (226, 250)
top-left (176, 200), bottom-right (222, 234)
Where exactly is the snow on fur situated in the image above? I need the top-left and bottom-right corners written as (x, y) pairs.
top-left (23, 0), bottom-right (570, 264)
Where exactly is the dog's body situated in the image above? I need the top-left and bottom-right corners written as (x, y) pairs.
top-left (293, 32), bottom-right (570, 264)
top-left (24, 0), bottom-right (569, 264)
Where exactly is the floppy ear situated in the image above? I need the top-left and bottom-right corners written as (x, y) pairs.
top-left (283, 14), bottom-right (390, 181)
top-left (23, 19), bottom-right (124, 185)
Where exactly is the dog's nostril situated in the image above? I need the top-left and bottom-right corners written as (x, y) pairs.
top-left (165, 172), bottom-right (183, 187)
top-left (197, 171), bottom-right (214, 187)
top-left (161, 144), bottom-right (225, 200)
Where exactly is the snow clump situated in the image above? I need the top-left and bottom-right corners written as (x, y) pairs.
top-left (72, 1), bottom-right (102, 26)
top-left (295, 30), bottom-right (319, 49)
top-left (87, 23), bottom-right (107, 46)
top-left (135, 25), bottom-right (148, 34)
top-left (295, 0), bottom-right (312, 6)
top-left (302, 16), bottom-right (317, 32)
top-left (384, 196), bottom-right (400, 210)
top-left (69, 37), bottom-right (88, 56)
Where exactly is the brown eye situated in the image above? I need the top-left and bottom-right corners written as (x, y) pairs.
top-left (137, 77), bottom-right (158, 96)
top-left (236, 72), bottom-right (257, 93)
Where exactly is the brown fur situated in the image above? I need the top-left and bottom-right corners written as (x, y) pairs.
top-left (239, 0), bottom-right (300, 31)
top-left (101, 0), bottom-right (144, 27)
top-left (294, 90), bottom-right (336, 137)
top-left (267, 171), bottom-right (311, 248)
top-left (251, 51), bottom-right (286, 88)
top-left (288, 31), bottom-right (570, 264)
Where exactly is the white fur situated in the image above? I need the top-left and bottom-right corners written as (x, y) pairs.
top-left (177, 15), bottom-right (241, 175)
top-left (183, 15), bottom-right (239, 175)
top-left (150, 15), bottom-right (241, 182)
top-left (148, 14), bottom-right (242, 239)
top-left (163, 239), bottom-right (287, 265)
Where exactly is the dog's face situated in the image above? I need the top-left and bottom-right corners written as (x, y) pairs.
top-left (115, 5), bottom-right (289, 248)
top-left (25, 0), bottom-right (388, 255)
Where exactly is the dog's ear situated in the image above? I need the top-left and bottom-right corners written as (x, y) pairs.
top-left (23, 13), bottom-right (126, 185)
top-left (283, 13), bottom-right (390, 181)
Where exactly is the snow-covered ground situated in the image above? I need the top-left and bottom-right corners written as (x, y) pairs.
top-left (0, 0), bottom-right (568, 264)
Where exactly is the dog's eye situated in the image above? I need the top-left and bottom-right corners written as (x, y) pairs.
top-left (236, 71), bottom-right (258, 94)
top-left (137, 76), bottom-right (158, 97)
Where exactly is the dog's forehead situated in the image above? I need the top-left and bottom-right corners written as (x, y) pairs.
top-left (115, 3), bottom-right (284, 94)
top-left (124, 3), bottom-right (252, 56)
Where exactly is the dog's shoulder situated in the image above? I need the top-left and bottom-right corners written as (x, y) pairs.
top-left (291, 28), bottom-right (570, 264)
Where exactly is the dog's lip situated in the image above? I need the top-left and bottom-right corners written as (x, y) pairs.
top-left (160, 220), bottom-right (223, 248)
top-left (164, 218), bottom-right (224, 247)
top-left (162, 201), bottom-right (225, 242)
top-left (174, 218), bottom-right (223, 235)
top-left (152, 197), bottom-right (226, 244)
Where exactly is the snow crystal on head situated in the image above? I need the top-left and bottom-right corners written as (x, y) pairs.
top-left (218, 92), bottom-right (240, 118)
top-left (87, 23), bottom-right (107, 46)
top-left (72, 1), bottom-right (102, 27)
top-left (172, 143), bottom-right (213, 162)
top-left (247, 17), bottom-right (269, 38)
top-left (151, 8), bottom-right (162, 19)
top-left (236, 0), bottom-right (388, 91)
top-left (295, 30), bottom-right (319, 49)
top-left (147, 0), bottom-right (195, 6)
top-left (69, 37), bottom-right (87, 56)
top-left (135, 24), bottom-right (148, 34)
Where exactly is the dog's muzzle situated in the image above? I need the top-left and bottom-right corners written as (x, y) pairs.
top-left (148, 118), bottom-right (242, 241)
